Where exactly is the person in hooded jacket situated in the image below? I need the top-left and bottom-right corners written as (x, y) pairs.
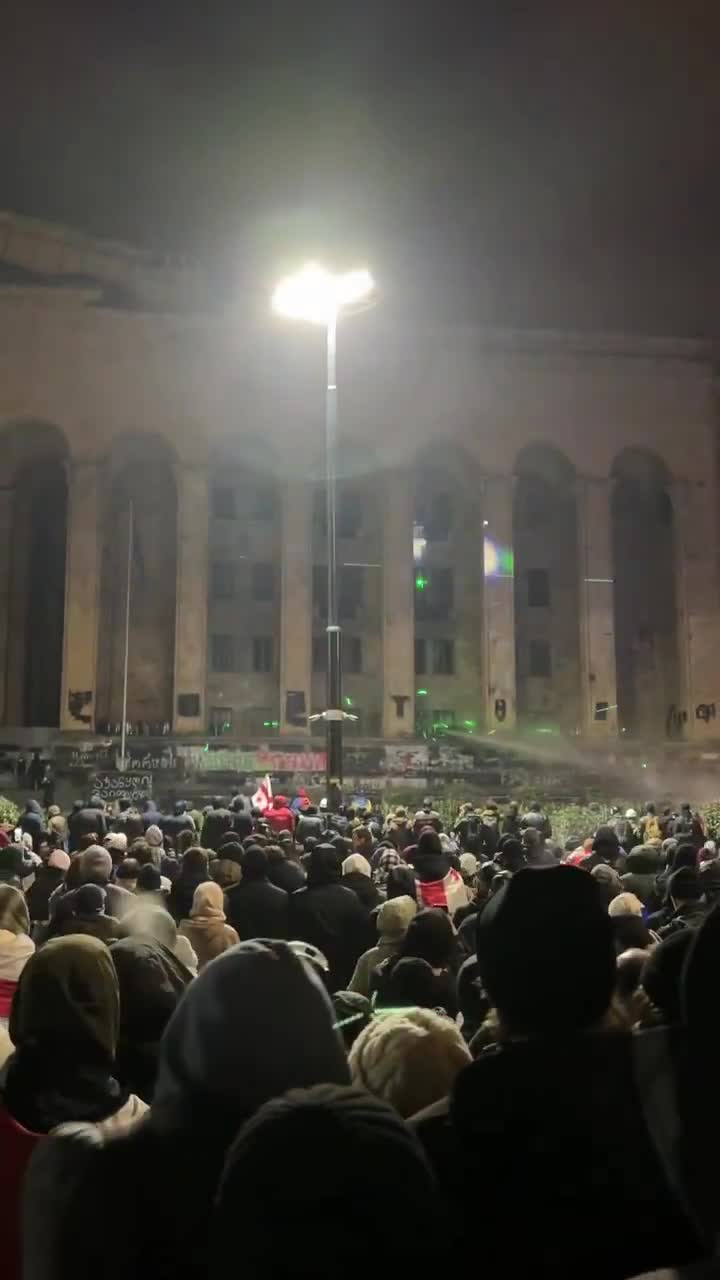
top-left (1, 936), bottom-right (147, 1280)
top-left (408, 828), bottom-right (468, 917)
top-left (374, 908), bottom-right (459, 1015)
top-left (200, 801), bottom-right (233, 852)
top-left (169, 846), bottom-right (210, 922)
top-left (140, 798), bottom-right (163, 832)
top-left (266, 843), bottom-right (306, 894)
top-left (341, 853), bottom-right (381, 915)
top-left (22, 940), bottom-right (349, 1280)
top-left (68, 797), bottom-right (108, 852)
top-left (78, 846), bottom-right (134, 920)
top-left (212, 1084), bottom-right (442, 1278)
top-left (289, 845), bottom-right (368, 990)
top-left (225, 845), bottom-right (289, 940)
top-left (0, 886), bottom-right (34, 1025)
top-left (265, 794), bottom-right (295, 837)
top-left (411, 866), bottom-right (703, 1278)
top-left (620, 844), bottom-right (663, 909)
top-left (178, 881), bottom-right (239, 970)
top-left (348, 895), bottom-right (418, 997)
top-left (109, 937), bottom-right (191, 1104)
top-left (295, 804), bottom-right (325, 846)
top-left (20, 800), bottom-right (44, 851)
top-left (25, 849), bottom-right (70, 923)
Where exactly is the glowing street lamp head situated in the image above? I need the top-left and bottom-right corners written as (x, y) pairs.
top-left (272, 263), bottom-right (374, 325)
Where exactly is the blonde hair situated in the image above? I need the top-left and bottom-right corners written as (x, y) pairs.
top-left (348, 1007), bottom-right (471, 1119)
top-left (608, 892), bottom-right (644, 918)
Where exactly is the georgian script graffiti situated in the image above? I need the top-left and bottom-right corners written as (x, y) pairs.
top-left (176, 746), bottom-right (327, 774)
top-left (95, 772), bottom-right (153, 805)
top-left (696, 703), bottom-right (717, 723)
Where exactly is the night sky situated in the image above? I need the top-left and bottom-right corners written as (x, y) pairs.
top-left (0, 0), bottom-right (718, 334)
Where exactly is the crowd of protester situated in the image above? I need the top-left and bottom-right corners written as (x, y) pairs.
top-left (2, 787), bottom-right (720, 1276)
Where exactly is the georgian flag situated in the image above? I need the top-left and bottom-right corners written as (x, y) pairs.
top-left (251, 774), bottom-right (273, 813)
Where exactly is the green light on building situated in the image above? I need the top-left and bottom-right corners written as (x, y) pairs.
top-left (463, 719), bottom-right (477, 729)
top-left (416, 688), bottom-right (428, 697)
top-left (415, 574), bottom-right (428, 591)
top-left (344, 696), bottom-right (354, 708)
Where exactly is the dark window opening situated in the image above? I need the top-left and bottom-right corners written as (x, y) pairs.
top-left (252, 636), bottom-right (274, 673)
top-left (432, 638), bottom-right (455, 675)
top-left (211, 635), bottom-right (240, 673)
top-left (527, 568), bottom-right (550, 608)
top-left (339, 566), bottom-right (364, 620)
top-left (210, 706), bottom-right (234, 736)
top-left (253, 486), bottom-right (276, 521)
top-left (337, 492), bottom-right (363, 539)
top-left (529, 639), bottom-right (552, 678)
top-left (414, 637), bottom-right (427, 675)
top-left (211, 561), bottom-right (237, 600)
top-left (344, 636), bottom-right (362, 674)
top-left (312, 636), bottom-right (327, 673)
top-left (213, 487), bottom-right (236, 520)
top-left (252, 562), bottom-right (276, 602)
top-left (415, 566), bottom-right (453, 620)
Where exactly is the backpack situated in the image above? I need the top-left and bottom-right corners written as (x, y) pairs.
top-left (644, 815), bottom-right (662, 842)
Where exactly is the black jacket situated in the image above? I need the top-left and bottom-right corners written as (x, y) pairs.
top-left (25, 865), bottom-right (66, 921)
top-left (202, 808), bottom-right (233, 852)
top-left (289, 881), bottom-right (368, 990)
top-left (225, 877), bottom-right (289, 941)
top-left (268, 857), bottom-right (306, 895)
top-left (68, 806), bottom-right (108, 850)
top-left (413, 1029), bottom-right (703, 1278)
top-left (160, 813), bottom-right (195, 843)
top-left (21, 802), bottom-right (45, 848)
top-left (341, 871), bottom-right (381, 915)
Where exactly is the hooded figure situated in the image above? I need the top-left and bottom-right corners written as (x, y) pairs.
top-left (23, 942), bottom-right (349, 1280)
top-left (0, 885), bottom-right (34, 1022)
top-left (266, 795), bottom-right (295, 837)
top-left (178, 881), bottom-right (239, 970)
top-left (160, 801), bottom-right (195, 844)
top-left (289, 845), bottom-right (368, 990)
top-left (68, 798), bottom-right (108, 852)
top-left (212, 1085), bottom-right (440, 1276)
top-left (620, 845), bottom-right (663, 909)
top-left (412, 865), bottom-right (702, 1278)
top-left (120, 905), bottom-right (198, 976)
top-left (20, 799), bottom-right (44, 850)
top-left (109, 938), bottom-right (192, 1103)
top-left (375, 908), bottom-right (458, 1015)
top-left (408, 829), bottom-right (468, 917)
top-left (78, 845), bottom-right (134, 920)
top-left (169, 846), bottom-right (210, 922)
top-left (348, 895), bottom-right (418, 997)
top-left (1, 937), bottom-right (147, 1280)
top-left (225, 845), bottom-right (289, 941)
top-left (25, 850), bottom-right (69, 923)
top-left (201, 802), bottom-right (234, 852)
top-left (341, 853), bottom-right (381, 914)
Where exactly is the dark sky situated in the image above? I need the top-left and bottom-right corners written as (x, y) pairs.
top-left (1, 0), bottom-right (718, 333)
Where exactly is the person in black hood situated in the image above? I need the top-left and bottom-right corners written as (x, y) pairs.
top-left (140, 797), bottom-right (163, 831)
top-left (168, 846), bottom-right (210, 922)
top-left (226, 845), bottom-right (289, 940)
top-left (620, 844), bottom-right (663, 909)
top-left (266, 843), bottom-right (306, 894)
top-left (68, 797), bottom-right (108, 851)
top-left (412, 865), bottom-right (703, 1277)
top-left (109, 937), bottom-right (192, 1103)
top-left (24, 941), bottom-right (349, 1280)
top-left (375, 909), bottom-right (459, 1016)
top-left (20, 799), bottom-right (44, 850)
top-left (408, 827), bottom-right (449, 884)
top-left (201, 801), bottom-right (233, 852)
top-left (212, 1084), bottom-right (440, 1278)
top-left (295, 804), bottom-right (325, 846)
top-left (656, 867), bottom-right (706, 939)
top-left (230, 808), bottom-right (253, 842)
top-left (160, 801), bottom-right (195, 844)
top-left (289, 845), bottom-right (368, 990)
top-left (384, 864), bottom-right (419, 901)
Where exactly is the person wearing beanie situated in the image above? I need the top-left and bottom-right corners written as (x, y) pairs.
top-left (412, 865), bottom-right (702, 1278)
top-left (265, 842), bottom-right (306, 894)
top-left (103, 832), bottom-right (128, 866)
top-left (375, 908), bottom-right (459, 1016)
top-left (209, 838), bottom-right (243, 890)
top-left (496, 835), bottom-right (527, 874)
top-left (348, 895), bottom-right (417, 997)
top-left (56, 884), bottom-right (122, 945)
top-left (584, 825), bottom-right (623, 872)
top-left (591, 862), bottom-right (623, 907)
top-left (169, 846), bottom-right (210, 922)
top-left (349, 1007), bottom-right (471, 1119)
top-left (225, 845), bottom-right (289, 941)
top-left (145, 825), bottom-right (165, 859)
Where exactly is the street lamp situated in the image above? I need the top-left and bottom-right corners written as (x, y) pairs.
top-left (272, 264), bottom-right (374, 810)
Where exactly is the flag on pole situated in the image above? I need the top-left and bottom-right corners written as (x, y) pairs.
top-left (251, 774), bottom-right (273, 812)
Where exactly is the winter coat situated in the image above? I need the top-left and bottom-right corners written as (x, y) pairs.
top-left (177, 918), bottom-right (239, 971)
top-left (225, 878), bottom-right (289, 941)
top-left (25, 867), bottom-right (65, 922)
top-left (68, 807), bottom-right (108, 851)
top-left (289, 871), bottom-right (368, 989)
top-left (266, 799), bottom-right (295, 836)
top-left (201, 809), bottom-right (233, 852)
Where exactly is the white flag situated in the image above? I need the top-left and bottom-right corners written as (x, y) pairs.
top-left (251, 774), bottom-right (273, 812)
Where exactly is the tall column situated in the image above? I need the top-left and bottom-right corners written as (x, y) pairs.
top-left (279, 481), bottom-right (312, 735)
top-left (382, 469), bottom-right (414, 738)
top-left (60, 461), bottom-right (101, 730)
top-left (673, 477), bottom-right (720, 740)
top-left (173, 465), bottom-right (209, 734)
top-left (577, 477), bottom-right (618, 736)
top-left (482, 476), bottom-right (517, 732)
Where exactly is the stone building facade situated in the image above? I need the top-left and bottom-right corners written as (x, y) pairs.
top-left (0, 212), bottom-right (717, 745)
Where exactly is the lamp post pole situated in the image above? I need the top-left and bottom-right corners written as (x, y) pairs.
top-left (325, 312), bottom-right (343, 810)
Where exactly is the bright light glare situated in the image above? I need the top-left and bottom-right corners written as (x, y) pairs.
top-left (272, 263), bottom-right (374, 324)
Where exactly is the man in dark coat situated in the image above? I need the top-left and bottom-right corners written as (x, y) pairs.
top-left (226, 845), bottom-right (289, 941)
top-left (289, 844), bottom-right (367, 990)
top-left (141, 797), bottom-right (163, 831)
top-left (68, 796), bottom-right (108, 851)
